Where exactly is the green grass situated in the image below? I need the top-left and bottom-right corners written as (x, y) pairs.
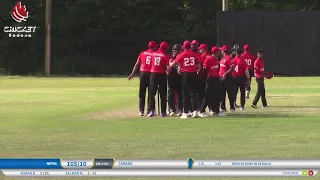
top-left (0, 76), bottom-right (320, 180)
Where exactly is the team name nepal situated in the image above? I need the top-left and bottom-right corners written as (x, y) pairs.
top-left (232, 162), bottom-right (272, 166)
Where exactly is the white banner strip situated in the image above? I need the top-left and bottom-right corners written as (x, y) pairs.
top-left (192, 160), bottom-right (320, 169)
top-left (113, 160), bottom-right (188, 169)
top-left (1, 169), bottom-right (318, 177)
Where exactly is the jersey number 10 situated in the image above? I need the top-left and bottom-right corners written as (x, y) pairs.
top-left (244, 59), bottom-right (252, 65)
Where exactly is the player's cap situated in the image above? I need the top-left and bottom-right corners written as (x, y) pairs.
top-left (172, 44), bottom-right (182, 50)
top-left (183, 40), bottom-right (191, 48)
top-left (198, 44), bottom-right (208, 50)
top-left (191, 40), bottom-right (199, 45)
top-left (244, 44), bottom-right (250, 51)
top-left (160, 42), bottom-right (170, 50)
top-left (268, 72), bottom-right (274, 79)
top-left (148, 41), bottom-right (158, 48)
top-left (211, 46), bottom-right (220, 53)
top-left (221, 45), bottom-right (229, 51)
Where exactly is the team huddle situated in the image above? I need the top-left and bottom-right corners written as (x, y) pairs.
top-left (129, 40), bottom-right (273, 119)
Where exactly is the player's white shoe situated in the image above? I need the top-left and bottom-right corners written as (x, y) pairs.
top-left (199, 113), bottom-right (207, 118)
top-left (251, 104), bottom-right (258, 109)
top-left (246, 91), bottom-right (250, 99)
top-left (262, 104), bottom-right (270, 108)
top-left (187, 112), bottom-right (192, 117)
top-left (181, 113), bottom-right (189, 119)
top-left (240, 107), bottom-right (245, 111)
top-left (147, 111), bottom-right (154, 117)
top-left (218, 112), bottom-right (226, 116)
top-left (220, 108), bottom-right (227, 113)
top-left (209, 111), bottom-right (214, 116)
top-left (169, 111), bottom-right (175, 116)
top-left (139, 112), bottom-right (144, 116)
top-left (192, 111), bottom-right (199, 118)
top-left (177, 111), bottom-right (182, 116)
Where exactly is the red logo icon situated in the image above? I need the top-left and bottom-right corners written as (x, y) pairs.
top-left (11, 1), bottom-right (29, 23)
top-left (308, 170), bottom-right (314, 176)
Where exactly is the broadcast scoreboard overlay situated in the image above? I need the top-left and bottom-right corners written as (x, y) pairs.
top-left (0, 159), bottom-right (319, 177)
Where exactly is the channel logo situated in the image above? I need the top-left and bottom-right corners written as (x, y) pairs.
top-left (3, 1), bottom-right (37, 38)
top-left (11, 1), bottom-right (29, 23)
top-left (308, 170), bottom-right (314, 176)
top-left (302, 170), bottom-right (314, 176)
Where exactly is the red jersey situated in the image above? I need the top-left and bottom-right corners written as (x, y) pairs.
top-left (232, 56), bottom-right (248, 76)
top-left (138, 49), bottom-right (153, 72)
top-left (240, 51), bottom-right (255, 70)
top-left (254, 58), bottom-right (265, 78)
top-left (150, 50), bottom-right (170, 73)
top-left (201, 52), bottom-right (211, 63)
top-left (203, 56), bottom-right (220, 78)
top-left (174, 49), bottom-right (201, 73)
top-left (219, 55), bottom-right (234, 76)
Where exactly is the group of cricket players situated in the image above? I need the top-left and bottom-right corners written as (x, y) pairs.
top-left (129, 40), bottom-right (273, 119)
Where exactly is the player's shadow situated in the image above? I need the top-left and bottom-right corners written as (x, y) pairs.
top-left (270, 105), bottom-right (320, 108)
top-left (225, 112), bottom-right (300, 119)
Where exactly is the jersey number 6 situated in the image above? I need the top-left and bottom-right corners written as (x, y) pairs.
top-left (184, 57), bottom-right (195, 66)
top-left (146, 56), bottom-right (151, 65)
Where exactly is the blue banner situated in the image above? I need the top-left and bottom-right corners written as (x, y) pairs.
top-left (0, 159), bottom-right (62, 169)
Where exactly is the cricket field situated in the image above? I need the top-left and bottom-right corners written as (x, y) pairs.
top-left (0, 76), bottom-right (319, 180)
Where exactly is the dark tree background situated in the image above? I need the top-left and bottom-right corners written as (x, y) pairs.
top-left (0, 0), bottom-right (319, 75)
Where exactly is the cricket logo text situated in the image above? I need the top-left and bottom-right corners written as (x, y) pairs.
top-left (3, 1), bottom-right (37, 38)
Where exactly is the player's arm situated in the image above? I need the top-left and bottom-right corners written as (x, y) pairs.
top-left (223, 65), bottom-right (234, 77)
top-left (165, 55), bottom-right (171, 73)
top-left (244, 63), bottom-right (250, 80)
top-left (128, 56), bottom-right (141, 80)
top-left (196, 53), bottom-right (202, 73)
top-left (202, 58), bottom-right (209, 78)
top-left (223, 59), bottom-right (235, 78)
top-left (170, 54), bottom-right (181, 67)
top-left (245, 68), bottom-right (250, 80)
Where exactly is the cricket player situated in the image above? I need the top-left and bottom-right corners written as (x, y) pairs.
top-left (251, 49), bottom-right (270, 108)
top-left (191, 40), bottom-right (206, 111)
top-left (198, 43), bottom-right (213, 112)
top-left (168, 44), bottom-right (183, 116)
top-left (170, 40), bottom-right (201, 119)
top-left (191, 40), bottom-right (199, 52)
top-left (219, 45), bottom-right (236, 112)
top-left (241, 44), bottom-right (256, 99)
top-left (232, 49), bottom-right (250, 110)
top-left (199, 46), bottom-right (222, 117)
top-left (128, 41), bottom-right (158, 116)
top-left (230, 49), bottom-right (241, 108)
top-left (148, 42), bottom-right (171, 117)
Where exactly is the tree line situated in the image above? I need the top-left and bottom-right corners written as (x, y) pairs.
top-left (0, 0), bottom-right (319, 75)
